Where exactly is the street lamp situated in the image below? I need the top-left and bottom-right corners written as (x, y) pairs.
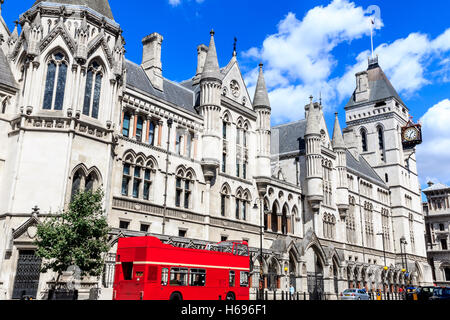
top-left (400, 236), bottom-right (409, 285)
top-left (377, 232), bottom-right (388, 271)
top-left (162, 118), bottom-right (173, 236)
top-left (253, 198), bottom-right (265, 300)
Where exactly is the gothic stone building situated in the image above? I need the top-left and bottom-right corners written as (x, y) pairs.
top-left (0, 0), bottom-right (433, 300)
top-left (423, 182), bottom-right (450, 286)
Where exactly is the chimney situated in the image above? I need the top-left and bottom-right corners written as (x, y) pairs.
top-left (142, 32), bottom-right (164, 91)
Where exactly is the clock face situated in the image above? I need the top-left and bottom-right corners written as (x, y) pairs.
top-left (403, 127), bottom-right (419, 142)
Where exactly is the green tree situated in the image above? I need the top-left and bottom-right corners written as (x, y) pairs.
top-left (35, 189), bottom-right (111, 287)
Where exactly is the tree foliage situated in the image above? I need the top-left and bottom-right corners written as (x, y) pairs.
top-left (35, 189), bottom-right (111, 279)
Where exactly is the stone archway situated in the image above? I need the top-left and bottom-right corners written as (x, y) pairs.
top-left (305, 245), bottom-right (325, 300)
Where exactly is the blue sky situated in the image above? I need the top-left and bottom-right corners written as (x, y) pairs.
top-left (3, 0), bottom-right (450, 190)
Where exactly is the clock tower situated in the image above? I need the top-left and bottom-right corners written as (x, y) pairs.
top-left (343, 57), bottom-right (428, 261)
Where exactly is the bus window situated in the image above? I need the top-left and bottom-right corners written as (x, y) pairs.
top-left (170, 268), bottom-right (188, 286)
top-left (122, 262), bottom-right (133, 280)
top-left (161, 268), bottom-right (169, 286)
top-left (240, 272), bottom-right (249, 287)
top-left (229, 271), bottom-right (235, 287)
top-left (189, 269), bottom-right (206, 287)
top-left (233, 243), bottom-right (249, 256)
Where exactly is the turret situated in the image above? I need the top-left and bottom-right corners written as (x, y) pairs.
top-left (253, 63), bottom-right (271, 179)
top-left (305, 97), bottom-right (323, 211)
top-left (26, 10), bottom-right (42, 58)
top-left (75, 13), bottom-right (89, 62)
top-left (200, 30), bottom-right (222, 181)
top-left (332, 113), bottom-right (349, 219)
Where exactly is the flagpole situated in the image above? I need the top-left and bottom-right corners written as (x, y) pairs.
top-left (370, 18), bottom-right (374, 59)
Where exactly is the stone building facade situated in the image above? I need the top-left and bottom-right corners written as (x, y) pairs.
top-left (423, 182), bottom-right (450, 286)
top-left (0, 0), bottom-right (433, 300)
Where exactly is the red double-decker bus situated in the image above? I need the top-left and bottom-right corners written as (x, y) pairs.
top-left (113, 236), bottom-right (250, 300)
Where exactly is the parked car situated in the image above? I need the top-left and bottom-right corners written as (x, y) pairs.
top-left (429, 287), bottom-right (450, 301)
top-left (414, 286), bottom-right (436, 301)
top-left (340, 288), bottom-right (370, 300)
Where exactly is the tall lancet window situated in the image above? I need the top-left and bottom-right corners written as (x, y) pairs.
top-left (83, 61), bottom-right (103, 119)
top-left (43, 52), bottom-right (68, 111)
top-left (377, 126), bottom-right (386, 162)
top-left (360, 128), bottom-right (368, 152)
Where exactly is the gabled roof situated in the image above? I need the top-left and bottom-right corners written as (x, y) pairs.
top-left (33, 0), bottom-right (114, 20)
top-left (271, 120), bottom-right (307, 155)
top-left (423, 183), bottom-right (450, 193)
top-left (0, 48), bottom-right (18, 90)
top-left (125, 60), bottom-right (197, 115)
top-left (346, 150), bottom-right (386, 186)
top-left (346, 61), bottom-right (405, 108)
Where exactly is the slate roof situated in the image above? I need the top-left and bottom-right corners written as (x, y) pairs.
top-left (0, 48), bottom-right (18, 89)
top-left (346, 61), bottom-right (405, 108)
top-left (125, 60), bottom-right (197, 115)
top-left (423, 183), bottom-right (450, 193)
top-left (271, 120), bottom-right (307, 155)
top-left (346, 150), bottom-right (385, 186)
top-left (271, 119), bottom-right (385, 186)
top-left (33, 0), bottom-right (114, 20)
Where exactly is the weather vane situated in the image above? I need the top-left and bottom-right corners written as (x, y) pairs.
top-left (233, 37), bottom-right (237, 57)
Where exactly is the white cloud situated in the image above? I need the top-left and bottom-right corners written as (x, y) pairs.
top-left (168, 0), bottom-right (204, 7)
top-left (242, 0), bottom-right (450, 125)
top-left (416, 99), bottom-right (450, 185)
top-left (242, 0), bottom-right (383, 123)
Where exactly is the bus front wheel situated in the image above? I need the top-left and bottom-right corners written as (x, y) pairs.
top-left (226, 292), bottom-right (236, 300)
top-left (170, 292), bottom-right (183, 301)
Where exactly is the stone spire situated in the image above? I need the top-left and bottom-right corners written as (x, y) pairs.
top-left (305, 96), bottom-right (321, 136)
top-left (33, 0), bottom-right (114, 20)
top-left (253, 63), bottom-right (270, 109)
top-left (332, 112), bottom-right (346, 149)
top-left (201, 30), bottom-right (221, 82)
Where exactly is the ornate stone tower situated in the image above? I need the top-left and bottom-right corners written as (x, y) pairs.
top-left (253, 63), bottom-right (271, 179)
top-left (304, 97), bottom-right (323, 211)
top-left (332, 113), bottom-right (349, 219)
top-left (344, 57), bottom-right (429, 265)
top-left (200, 30), bottom-right (222, 182)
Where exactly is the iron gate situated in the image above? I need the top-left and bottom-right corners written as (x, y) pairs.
top-left (307, 272), bottom-right (324, 300)
top-left (102, 253), bottom-right (117, 288)
top-left (12, 250), bottom-right (42, 299)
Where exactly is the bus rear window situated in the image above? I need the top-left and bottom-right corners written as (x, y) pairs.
top-left (122, 262), bottom-right (133, 280)
top-left (229, 271), bottom-right (235, 287)
top-left (240, 272), bottom-right (249, 287)
top-left (170, 268), bottom-right (188, 286)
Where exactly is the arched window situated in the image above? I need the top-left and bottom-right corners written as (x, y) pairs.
top-left (143, 161), bottom-right (154, 201)
top-left (43, 52), bottom-right (68, 111)
top-left (175, 168), bottom-right (195, 209)
top-left (361, 128), bottom-right (368, 152)
top-left (148, 121), bottom-right (156, 146)
top-left (83, 61), bottom-right (103, 119)
top-left (220, 185), bottom-right (230, 217)
top-left (70, 167), bottom-right (100, 202)
top-left (377, 126), bottom-right (385, 162)
top-left (121, 159), bottom-right (132, 196)
top-left (71, 170), bottom-right (82, 200)
top-left (282, 205), bottom-right (289, 235)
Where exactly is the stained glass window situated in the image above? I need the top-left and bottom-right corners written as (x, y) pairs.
top-left (43, 52), bottom-right (68, 111)
top-left (83, 61), bottom-right (103, 119)
top-left (43, 62), bottom-right (56, 110)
